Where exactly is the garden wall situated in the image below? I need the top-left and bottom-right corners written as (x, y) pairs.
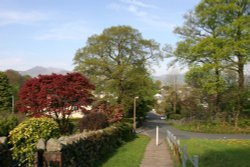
top-left (38, 123), bottom-right (133, 167)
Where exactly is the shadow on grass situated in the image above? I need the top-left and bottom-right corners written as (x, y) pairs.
top-left (93, 135), bottom-right (138, 167)
top-left (191, 147), bottom-right (250, 167)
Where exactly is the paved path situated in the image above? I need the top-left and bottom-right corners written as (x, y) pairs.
top-left (140, 138), bottom-right (173, 167)
top-left (138, 113), bottom-right (174, 167)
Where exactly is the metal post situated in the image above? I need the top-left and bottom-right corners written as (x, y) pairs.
top-left (156, 126), bottom-right (159, 146)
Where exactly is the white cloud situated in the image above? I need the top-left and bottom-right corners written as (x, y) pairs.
top-left (107, 1), bottom-right (172, 29)
top-left (35, 21), bottom-right (95, 40)
top-left (120, 0), bottom-right (157, 9)
top-left (0, 9), bottom-right (47, 26)
top-left (107, 3), bottom-right (122, 11)
top-left (128, 5), bottom-right (147, 17)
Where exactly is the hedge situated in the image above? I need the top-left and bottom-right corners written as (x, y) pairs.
top-left (44, 122), bottom-right (134, 167)
top-left (0, 114), bottom-right (18, 136)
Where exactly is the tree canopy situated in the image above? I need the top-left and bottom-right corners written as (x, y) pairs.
top-left (171, 0), bottom-right (250, 126)
top-left (17, 73), bottom-right (95, 132)
top-left (0, 72), bottom-right (12, 113)
top-left (73, 25), bottom-right (162, 116)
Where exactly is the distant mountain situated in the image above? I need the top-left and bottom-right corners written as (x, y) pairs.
top-left (19, 66), bottom-right (70, 77)
top-left (152, 74), bottom-right (185, 86)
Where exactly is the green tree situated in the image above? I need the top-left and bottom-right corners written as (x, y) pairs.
top-left (172, 0), bottom-right (249, 126)
top-left (213, 0), bottom-right (250, 126)
top-left (74, 26), bottom-right (162, 115)
top-left (173, 9), bottom-right (227, 112)
top-left (5, 69), bottom-right (31, 111)
top-left (0, 72), bottom-right (12, 113)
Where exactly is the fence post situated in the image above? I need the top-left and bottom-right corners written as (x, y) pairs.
top-left (193, 155), bottom-right (199, 167)
top-left (156, 126), bottom-right (159, 146)
top-left (167, 130), bottom-right (173, 150)
top-left (182, 146), bottom-right (187, 167)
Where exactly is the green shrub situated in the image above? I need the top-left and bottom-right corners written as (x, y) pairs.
top-left (169, 114), bottom-right (184, 120)
top-left (69, 118), bottom-right (81, 133)
top-left (238, 119), bottom-right (250, 128)
top-left (80, 112), bottom-right (109, 132)
top-left (0, 114), bottom-right (18, 136)
top-left (9, 117), bottom-right (60, 167)
top-left (122, 118), bottom-right (134, 124)
top-left (61, 122), bottom-right (134, 167)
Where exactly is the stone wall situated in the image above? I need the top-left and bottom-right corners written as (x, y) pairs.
top-left (37, 123), bottom-right (133, 167)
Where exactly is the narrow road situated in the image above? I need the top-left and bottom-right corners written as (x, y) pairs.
top-left (139, 112), bottom-right (250, 140)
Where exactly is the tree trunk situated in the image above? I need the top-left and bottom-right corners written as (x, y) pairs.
top-left (215, 67), bottom-right (221, 113)
top-left (238, 61), bottom-right (244, 90)
top-left (235, 57), bottom-right (244, 128)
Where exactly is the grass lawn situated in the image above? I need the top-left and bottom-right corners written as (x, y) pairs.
top-left (99, 134), bottom-right (150, 167)
top-left (180, 138), bottom-right (250, 167)
top-left (174, 122), bottom-right (250, 134)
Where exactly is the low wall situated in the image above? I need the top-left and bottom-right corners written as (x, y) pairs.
top-left (38, 123), bottom-right (133, 167)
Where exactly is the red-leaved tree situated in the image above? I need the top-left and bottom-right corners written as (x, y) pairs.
top-left (93, 101), bottom-right (124, 123)
top-left (17, 73), bottom-right (95, 133)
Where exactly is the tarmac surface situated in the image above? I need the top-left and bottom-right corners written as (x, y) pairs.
top-left (138, 112), bottom-right (250, 167)
top-left (139, 112), bottom-right (250, 140)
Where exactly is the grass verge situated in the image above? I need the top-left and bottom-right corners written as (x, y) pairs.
top-left (180, 138), bottom-right (250, 167)
top-left (98, 134), bottom-right (150, 167)
top-left (173, 122), bottom-right (250, 134)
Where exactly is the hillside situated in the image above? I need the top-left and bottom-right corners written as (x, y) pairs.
top-left (152, 74), bottom-right (185, 86)
top-left (19, 66), bottom-right (70, 77)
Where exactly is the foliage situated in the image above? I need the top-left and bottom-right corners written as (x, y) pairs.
top-left (93, 101), bottom-right (124, 123)
top-left (68, 118), bottom-right (81, 133)
top-left (181, 139), bottom-right (250, 167)
top-left (74, 25), bottom-right (161, 116)
top-left (9, 117), bottom-right (60, 167)
top-left (169, 114), bottom-right (184, 120)
top-left (185, 66), bottom-right (226, 95)
top-left (169, 0), bottom-right (250, 125)
top-left (98, 134), bottom-right (150, 167)
top-left (0, 72), bottom-right (13, 113)
top-left (156, 85), bottom-right (190, 116)
top-left (61, 122), bottom-right (134, 167)
top-left (80, 112), bottom-right (109, 131)
top-left (17, 73), bottom-right (95, 133)
top-left (5, 69), bottom-right (31, 110)
top-left (0, 113), bottom-right (18, 136)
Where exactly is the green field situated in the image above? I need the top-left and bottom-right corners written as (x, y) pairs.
top-left (99, 134), bottom-right (150, 167)
top-left (180, 139), bottom-right (250, 167)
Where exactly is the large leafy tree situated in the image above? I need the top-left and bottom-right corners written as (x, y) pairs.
top-left (172, 0), bottom-right (249, 126)
top-left (74, 26), bottom-right (162, 115)
top-left (17, 73), bottom-right (95, 132)
top-left (0, 72), bottom-right (12, 113)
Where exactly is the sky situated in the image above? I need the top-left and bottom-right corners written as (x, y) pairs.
top-left (0, 0), bottom-right (200, 76)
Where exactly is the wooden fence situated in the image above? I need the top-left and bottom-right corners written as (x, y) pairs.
top-left (166, 130), bottom-right (199, 167)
